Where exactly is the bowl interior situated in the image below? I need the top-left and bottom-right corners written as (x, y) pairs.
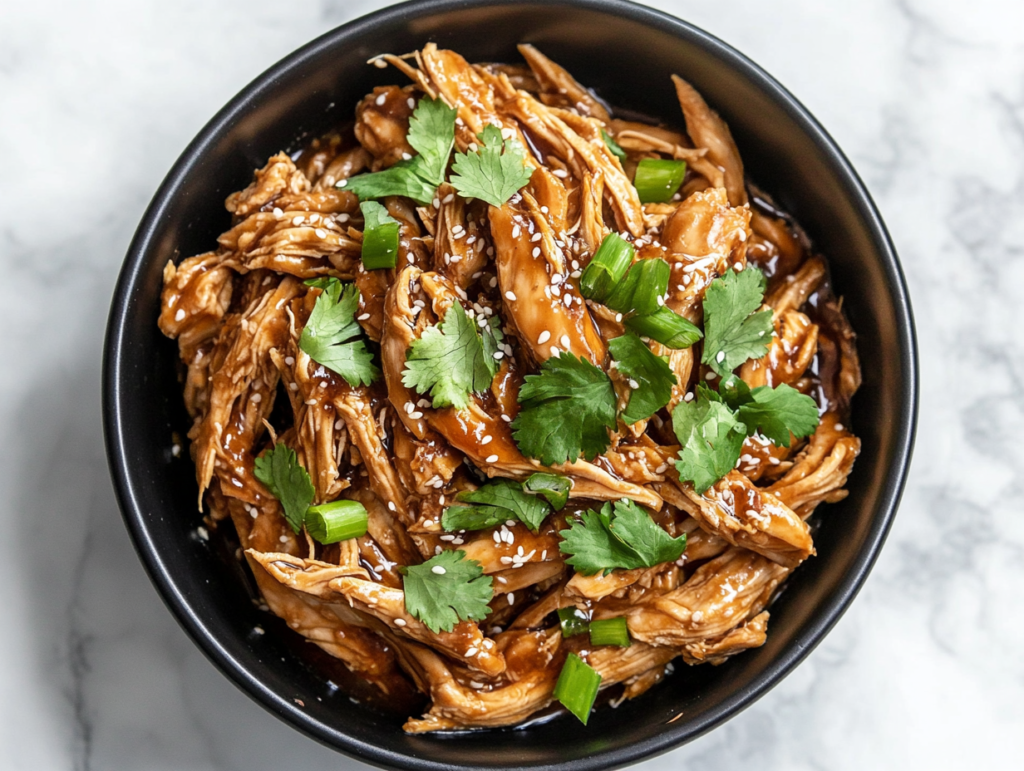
top-left (104, 1), bottom-right (916, 769)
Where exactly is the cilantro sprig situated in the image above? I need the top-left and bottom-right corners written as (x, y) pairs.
top-left (673, 378), bottom-right (820, 493)
top-left (402, 302), bottom-right (503, 409)
top-left (253, 444), bottom-right (315, 533)
top-left (402, 550), bottom-right (493, 633)
top-left (340, 96), bottom-right (457, 205)
top-left (559, 498), bottom-right (687, 576)
top-left (702, 268), bottom-right (774, 376)
top-left (442, 478), bottom-right (551, 532)
top-left (608, 333), bottom-right (677, 424)
top-left (512, 353), bottom-right (618, 465)
top-left (299, 278), bottom-right (380, 387)
top-left (450, 124), bottom-right (534, 207)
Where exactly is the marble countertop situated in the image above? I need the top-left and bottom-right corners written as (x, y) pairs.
top-left (2, 0), bottom-right (1021, 768)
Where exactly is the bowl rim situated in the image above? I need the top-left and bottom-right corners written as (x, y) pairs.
top-left (102, 0), bottom-right (918, 768)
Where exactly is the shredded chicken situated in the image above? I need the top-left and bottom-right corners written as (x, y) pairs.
top-left (158, 45), bottom-right (860, 733)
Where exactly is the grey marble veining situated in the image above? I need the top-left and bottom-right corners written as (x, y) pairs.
top-left (1, 1), bottom-right (1021, 768)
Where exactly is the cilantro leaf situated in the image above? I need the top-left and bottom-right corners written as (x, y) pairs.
top-left (523, 472), bottom-right (571, 510)
top-left (672, 394), bottom-right (747, 494)
top-left (450, 124), bottom-right (534, 207)
top-left (702, 268), bottom-right (774, 376)
top-left (402, 550), bottom-right (493, 633)
top-left (605, 499), bottom-right (689, 567)
top-left (299, 278), bottom-right (380, 387)
top-left (339, 97), bottom-right (457, 204)
top-left (480, 315), bottom-right (504, 379)
top-left (512, 353), bottom-right (617, 465)
top-left (340, 159), bottom-right (438, 205)
top-left (405, 96), bottom-right (457, 185)
top-left (608, 333), bottom-right (677, 424)
top-left (253, 444), bottom-right (315, 533)
top-left (402, 302), bottom-right (497, 409)
top-left (559, 499), bottom-right (687, 576)
top-left (442, 478), bottom-right (551, 532)
top-left (736, 383), bottom-right (820, 448)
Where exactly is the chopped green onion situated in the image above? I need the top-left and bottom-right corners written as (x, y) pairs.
top-left (359, 200), bottom-right (400, 269)
top-left (579, 233), bottom-right (634, 302)
top-left (441, 505), bottom-right (506, 532)
top-left (557, 606), bottom-right (590, 638)
top-left (605, 258), bottom-right (670, 315)
top-left (602, 129), bottom-right (627, 162)
top-left (588, 617), bottom-right (631, 648)
top-left (633, 158), bottom-right (687, 204)
top-left (625, 306), bottom-right (703, 349)
top-left (305, 499), bottom-right (368, 544)
top-left (553, 653), bottom-right (602, 725)
top-left (524, 472), bottom-right (571, 510)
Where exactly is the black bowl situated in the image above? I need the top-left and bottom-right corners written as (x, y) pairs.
top-left (102, 0), bottom-right (917, 768)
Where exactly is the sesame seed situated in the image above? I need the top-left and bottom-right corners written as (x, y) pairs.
top-left (512, 224), bottom-right (521, 238)
top-left (486, 454), bottom-right (499, 463)
top-left (465, 647), bottom-right (478, 657)
top-left (285, 356), bottom-right (295, 366)
top-left (292, 216), bottom-right (304, 226)
top-left (684, 392), bottom-right (695, 402)
top-left (375, 93), bottom-right (386, 106)
top-left (507, 593), bottom-right (515, 605)
top-left (628, 379), bottom-right (640, 389)
top-left (501, 414), bottom-right (511, 422)
top-left (431, 565), bottom-right (446, 575)
top-left (395, 618), bottom-right (407, 627)
top-left (835, 423), bottom-right (845, 432)
top-left (615, 313), bottom-right (623, 322)
top-left (407, 97), bottom-right (416, 109)
top-left (373, 57), bottom-right (387, 68)
top-left (550, 346), bottom-right (560, 357)
top-left (559, 334), bottom-right (571, 348)
top-left (532, 247), bottom-right (541, 258)
top-left (716, 351), bottom-right (725, 363)
top-left (481, 435), bottom-right (493, 445)
top-left (357, 313), bottom-right (371, 321)
top-left (505, 291), bottom-right (517, 302)
top-left (410, 411), bottom-right (423, 419)
top-left (531, 232), bottom-right (542, 242)
top-left (273, 207), bottom-right (283, 219)
top-left (315, 228), bottom-right (327, 239)
top-left (552, 169), bottom-right (568, 178)
top-left (388, 501), bottom-right (397, 512)
top-left (252, 393), bottom-right (262, 404)
top-left (537, 330), bottom-right (551, 344)
top-left (174, 308), bottom-right (186, 322)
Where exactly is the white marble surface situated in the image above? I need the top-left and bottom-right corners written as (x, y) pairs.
top-left (1, 0), bottom-right (1022, 768)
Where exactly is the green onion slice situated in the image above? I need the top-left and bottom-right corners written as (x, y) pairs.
top-left (633, 158), bottom-right (687, 204)
top-left (553, 653), bottom-right (602, 725)
top-left (601, 129), bottom-right (627, 162)
top-left (605, 258), bottom-right (670, 315)
top-left (624, 306), bottom-right (703, 349)
top-left (557, 606), bottom-right (590, 638)
top-left (359, 200), bottom-right (401, 269)
top-left (305, 499), bottom-right (369, 544)
top-left (524, 472), bottom-right (571, 510)
top-left (588, 617), bottom-right (631, 648)
top-left (579, 233), bottom-right (634, 302)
